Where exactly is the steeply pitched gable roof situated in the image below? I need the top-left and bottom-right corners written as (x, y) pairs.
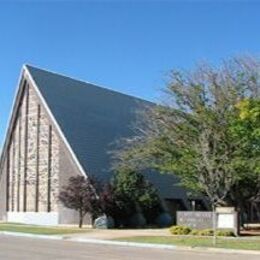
top-left (26, 65), bottom-right (150, 180)
top-left (26, 65), bottom-right (187, 199)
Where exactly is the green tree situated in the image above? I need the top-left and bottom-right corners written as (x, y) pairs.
top-left (115, 57), bottom-right (260, 209)
top-left (98, 183), bottom-right (133, 226)
top-left (112, 167), bottom-right (161, 224)
top-left (228, 99), bottom-right (260, 220)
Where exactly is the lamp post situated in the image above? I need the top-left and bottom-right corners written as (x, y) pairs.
top-left (187, 191), bottom-right (195, 211)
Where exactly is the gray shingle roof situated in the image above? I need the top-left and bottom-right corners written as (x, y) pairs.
top-left (26, 65), bottom-right (187, 199)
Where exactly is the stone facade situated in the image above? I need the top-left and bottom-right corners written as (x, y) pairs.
top-left (0, 73), bottom-right (93, 226)
top-left (6, 81), bottom-right (60, 213)
top-left (0, 159), bottom-right (7, 220)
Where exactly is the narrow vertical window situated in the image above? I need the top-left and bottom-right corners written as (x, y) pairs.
top-left (23, 84), bottom-right (29, 212)
top-left (6, 150), bottom-right (10, 212)
top-left (11, 134), bottom-right (16, 211)
top-left (17, 78), bottom-right (26, 212)
top-left (47, 125), bottom-right (52, 212)
top-left (17, 114), bottom-right (22, 211)
top-left (35, 105), bottom-right (41, 212)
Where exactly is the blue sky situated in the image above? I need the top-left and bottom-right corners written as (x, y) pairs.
top-left (0, 0), bottom-right (260, 148)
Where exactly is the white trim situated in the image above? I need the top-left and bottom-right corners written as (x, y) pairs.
top-left (7, 211), bottom-right (59, 226)
top-left (23, 65), bottom-right (87, 178)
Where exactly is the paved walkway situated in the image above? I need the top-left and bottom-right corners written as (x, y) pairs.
top-left (66, 228), bottom-right (171, 240)
top-left (66, 228), bottom-right (260, 240)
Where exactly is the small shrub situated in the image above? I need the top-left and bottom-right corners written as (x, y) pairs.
top-left (169, 226), bottom-right (235, 237)
top-left (169, 225), bottom-right (191, 235)
top-left (198, 229), bottom-right (214, 236)
top-left (216, 230), bottom-right (235, 237)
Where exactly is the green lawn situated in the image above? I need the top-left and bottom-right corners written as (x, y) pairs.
top-left (115, 236), bottom-right (260, 251)
top-left (0, 223), bottom-right (91, 235)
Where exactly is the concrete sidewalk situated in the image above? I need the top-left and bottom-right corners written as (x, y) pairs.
top-left (64, 228), bottom-right (171, 240)
top-left (64, 228), bottom-right (260, 241)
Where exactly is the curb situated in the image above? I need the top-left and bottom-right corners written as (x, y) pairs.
top-left (66, 238), bottom-right (260, 255)
top-left (65, 237), bottom-right (177, 250)
top-left (0, 231), bottom-right (63, 240)
top-left (0, 231), bottom-right (260, 255)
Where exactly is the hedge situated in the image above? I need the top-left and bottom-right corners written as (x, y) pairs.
top-left (169, 225), bottom-right (235, 237)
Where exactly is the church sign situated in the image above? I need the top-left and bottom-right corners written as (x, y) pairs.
top-left (177, 207), bottom-right (239, 236)
top-left (177, 211), bottom-right (213, 229)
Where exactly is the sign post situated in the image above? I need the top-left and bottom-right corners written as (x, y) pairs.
top-left (212, 205), bottom-right (216, 246)
top-left (216, 207), bottom-right (239, 236)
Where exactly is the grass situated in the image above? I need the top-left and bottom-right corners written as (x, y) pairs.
top-left (115, 236), bottom-right (260, 251)
top-left (0, 223), bottom-right (91, 235)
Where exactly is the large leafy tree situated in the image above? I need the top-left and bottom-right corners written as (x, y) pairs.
top-left (111, 167), bottom-right (161, 224)
top-left (98, 183), bottom-right (132, 226)
top-left (115, 57), bottom-right (260, 208)
top-left (228, 99), bottom-right (260, 220)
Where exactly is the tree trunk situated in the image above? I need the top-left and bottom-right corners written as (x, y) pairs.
top-left (79, 210), bottom-right (83, 228)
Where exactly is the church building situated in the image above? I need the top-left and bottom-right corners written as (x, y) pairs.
top-left (0, 65), bottom-right (201, 225)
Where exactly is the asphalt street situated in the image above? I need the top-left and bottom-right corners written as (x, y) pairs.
top-left (0, 235), bottom-right (259, 260)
